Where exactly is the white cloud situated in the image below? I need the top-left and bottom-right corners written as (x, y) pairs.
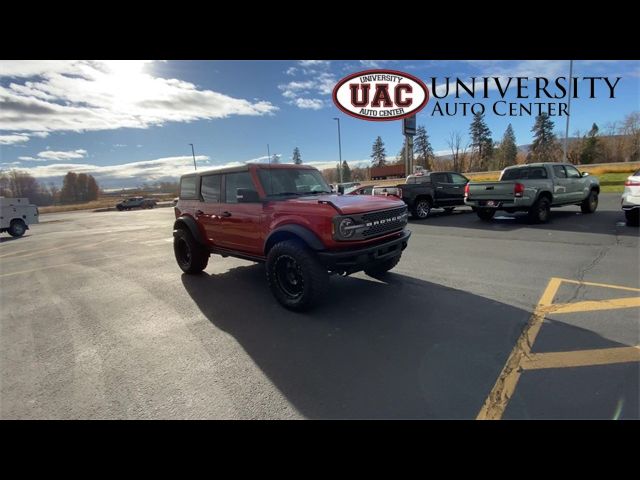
top-left (18, 156), bottom-right (36, 161)
top-left (0, 60), bottom-right (278, 138)
top-left (359, 60), bottom-right (381, 68)
top-left (114, 144), bottom-right (127, 147)
top-left (298, 60), bottom-right (330, 68)
top-left (285, 67), bottom-right (297, 76)
top-left (0, 134), bottom-right (29, 145)
top-left (36, 149), bottom-right (87, 161)
top-left (294, 98), bottom-right (324, 110)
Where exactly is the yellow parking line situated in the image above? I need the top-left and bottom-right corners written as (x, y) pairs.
top-left (554, 278), bottom-right (640, 292)
top-left (476, 277), bottom-right (563, 420)
top-left (521, 346), bottom-right (640, 370)
top-left (551, 297), bottom-right (640, 314)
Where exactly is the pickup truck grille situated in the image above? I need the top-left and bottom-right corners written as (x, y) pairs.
top-left (361, 206), bottom-right (408, 237)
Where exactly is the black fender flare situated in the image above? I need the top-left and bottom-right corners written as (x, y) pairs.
top-left (535, 190), bottom-right (553, 203)
top-left (174, 216), bottom-right (207, 245)
top-left (264, 224), bottom-right (325, 254)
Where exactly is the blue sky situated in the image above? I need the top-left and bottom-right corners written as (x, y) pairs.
top-left (1, 60), bottom-right (638, 188)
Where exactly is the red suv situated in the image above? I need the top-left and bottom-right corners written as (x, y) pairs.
top-left (173, 164), bottom-right (411, 310)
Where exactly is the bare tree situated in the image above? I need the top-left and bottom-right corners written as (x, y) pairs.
top-left (447, 131), bottom-right (469, 172)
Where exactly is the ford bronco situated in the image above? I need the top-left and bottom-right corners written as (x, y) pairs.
top-left (173, 164), bottom-right (411, 310)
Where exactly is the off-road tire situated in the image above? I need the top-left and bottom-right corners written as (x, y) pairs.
top-left (8, 219), bottom-right (26, 237)
top-left (364, 254), bottom-right (401, 278)
top-left (476, 208), bottom-right (496, 221)
top-left (528, 197), bottom-right (551, 224)
top-left (266, 240), bottom-right (329, 311)
top-left (174, 228), bottom-right (209, 274)
top-left (580, 191), bottom-right (598, 214)
top-left (625, 209), bottom-right (639, 227)
top-left (412, 198), bottom-right (432, 219)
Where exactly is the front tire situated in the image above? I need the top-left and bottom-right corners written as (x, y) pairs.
top-left (412, 198), bottom-right (432, 219)
top-left (476, 208), bottom-right (496, 221)
top-left (174, 228), bottom-right (209, 274)
top-left (580, 191), bottom-right (598, 214)
top-left (528, 197), bottom-right (551, 224)
top-left (8, 220), bottom-right (26, 237)
top-left (625, 209), bottom-right (639, 227)
top-left (266, 240), bottom-right (329, 311)
top-left (364, 254), bottom-right (401, 278)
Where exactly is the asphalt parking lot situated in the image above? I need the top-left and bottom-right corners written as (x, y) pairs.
top-left (1, 193), bottom-right (638, 419)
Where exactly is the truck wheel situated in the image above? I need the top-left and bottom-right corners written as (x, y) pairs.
top-left (412, 198), bottom-right (432, 219)
top-left (8, 219), bottom-right (26, 237)
top-left (364, 254), bottom-right (401, 278)
top-left (580, 191), bottom-right (598, 214)
top-left (625, 209), bottom-right (639, 227)
top-left (174, 228), bottom-right (209, 274)
top-left (266, 240), bottom-right (329, 311)
top-left (528, 197), bottom-right (551, 224)
top-left (476, 208), bottom-right (496, 221)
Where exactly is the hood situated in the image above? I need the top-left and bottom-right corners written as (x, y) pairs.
top-left (285, 193), bottom-right (405, 215)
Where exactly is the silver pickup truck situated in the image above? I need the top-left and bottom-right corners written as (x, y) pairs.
top-left (464, 163), bottom-right (600, 223)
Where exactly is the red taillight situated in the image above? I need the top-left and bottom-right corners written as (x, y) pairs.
top-left (514, 183), bottom-right (525, 197)
top-left (624, 179), bottom-right (640, 186)
top-left (464, 183), bottom-right (470, 197)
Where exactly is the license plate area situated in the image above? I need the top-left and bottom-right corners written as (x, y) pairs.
top-left (481, 200), bottom-right (501, 207)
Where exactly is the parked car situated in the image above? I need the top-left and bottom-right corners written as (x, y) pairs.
top-left (116, 196), bottom-right (156, 211)
top-left (0, 197), bottom-right (39, 237)
top-left (335, 182), bottom-right (361, 194)
top-left (397, 171), bottom-right (469, 219)
top-left (465, 163), bottom-right (600, 223)
top-left (349, 185), bottom-right (402, 198)
top-left (173, 164), bottom-right (410, 310)
top-left (622, 168), bottom-right (640, 226)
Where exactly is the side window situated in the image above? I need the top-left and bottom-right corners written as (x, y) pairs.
top-left (450, 173), bottom-right (468, 184)
top-left (565, 165), bottom-right (581, 179)
top-left (201, 175), bottom-right (221, 202)
top-left (180, 176), bottom-right (197, 199)
top-left (431, 173), bottom-right (446, 183)
top-left (224, 172), bottom-right (256, 203)
top-left (528, 167), bottom-right (548, 179)
top-left (553, 165), bottom-right (567, 179)
top-left (363, 187), bottom-right (373, 195)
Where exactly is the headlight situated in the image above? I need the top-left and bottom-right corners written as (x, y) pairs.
top-left (338, 217), bottom-right (356, 238)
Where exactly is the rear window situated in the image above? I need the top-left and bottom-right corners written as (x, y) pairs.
top-left (634, 169), bottom-right (640, 176)
top-left (501, 167), bottom-right (547, 180)
top-left (180, 176), bottom-right (197, 199)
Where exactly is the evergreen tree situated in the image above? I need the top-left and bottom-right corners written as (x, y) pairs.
top-left (530, 113), bottom-right (559, 163)
top-left (579, 123), bottom-right (601, 164)
top-left (292, 147), bottom-right (302, 165)
top-left (497, 124), bottom-right (518, 169)
top-left (341, 161), bottom-right (352, 182)
top-left (396, 144), bottom-right (406, 164)
top-left (370, 136), bottom-right (387, 167)
top-left (414, 125), bottom-right (434, 170)
top-left (469, 112), bottom-right (493, 171)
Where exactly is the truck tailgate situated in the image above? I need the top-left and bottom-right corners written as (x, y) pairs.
top-left (467, 181), bottom-right (517, 201)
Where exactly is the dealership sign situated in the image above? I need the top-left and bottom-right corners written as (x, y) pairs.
top-left (332, 69), bottom-right (429, 121)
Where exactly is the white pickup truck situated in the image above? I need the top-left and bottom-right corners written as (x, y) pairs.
top-left (0, 197), bottom-right (39, 237)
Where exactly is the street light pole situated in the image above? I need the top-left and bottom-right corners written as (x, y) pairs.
top-left (333, 117), bottom-right (343, 184)
top-left (189, 143), bottom-right (197, 170)
top-left (563, 60), bottom-right (574, 163)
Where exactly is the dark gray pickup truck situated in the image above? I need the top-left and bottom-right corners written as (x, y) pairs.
top-left (399, 171), bottom-right (469, 219)
top-left (464, 163), bottom-right (600, 223)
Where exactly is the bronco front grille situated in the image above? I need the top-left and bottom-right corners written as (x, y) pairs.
top-left (361, 206), bottom-right (408, 237)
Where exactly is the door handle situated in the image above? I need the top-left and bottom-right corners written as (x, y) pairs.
top-left (221, 211), bottom-right (232, 217)
top-left (436, 186), bottom-right (444, 189)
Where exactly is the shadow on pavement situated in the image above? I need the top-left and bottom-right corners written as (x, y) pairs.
top-left (0, 235), bottom-right (29, 243)
top-left (182, 264), bottom-right (532, 419)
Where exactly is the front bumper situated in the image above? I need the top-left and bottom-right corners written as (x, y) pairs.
top-left (317, 229), bottom-right (411, 272)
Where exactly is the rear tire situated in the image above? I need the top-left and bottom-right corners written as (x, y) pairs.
top-left (476, 208), bottom-right (496, 221)
top-left (528, 197), bottom-right (551, 224)
top-left (412, 198), bottom-right (432, 219)
top-left (8, 220), bottom-right (26, 237)
top-left (266, 240), bottom-right (329, 311)
top-left (364, 254), bottom-right (401, 278)
top-left (580, 190), bottom-right (598, 214)
top-left (174, 228), bottom-right (209, 274)
top-left (625, 209), bottom-right (639, 227)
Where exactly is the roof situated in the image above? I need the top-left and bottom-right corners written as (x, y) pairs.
top-left (180, 163), bottom-right (317, 178)
top-left (505, 162), bottom-right (573, 169)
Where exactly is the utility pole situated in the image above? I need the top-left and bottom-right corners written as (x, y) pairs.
top-left (563, 60), bottom-right (574, 163)
top-left (333, 117), bottom-right (343, 184)
top-left (189, 143), bottom-right (197, 170)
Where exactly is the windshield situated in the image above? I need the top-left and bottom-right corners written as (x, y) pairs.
top-left (258, 168), bottom-right (332, 196)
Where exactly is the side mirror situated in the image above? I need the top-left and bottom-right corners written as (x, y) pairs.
top-left (237, 188), bottom-right (260, 203)
top-left (581, 172), bottom-right (590, 177)
top-left (337, 185), bottom-right (345, 194)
